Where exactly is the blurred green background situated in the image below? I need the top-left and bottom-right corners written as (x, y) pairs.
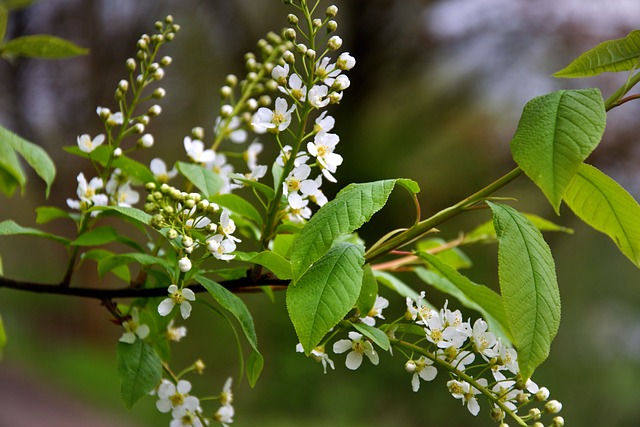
top-left (1, 0), bottom-right (640, 426)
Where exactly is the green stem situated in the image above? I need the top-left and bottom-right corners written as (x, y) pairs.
top-left (604, 70), bottom-right (640, 111)
top-left (365, 167), bottom-right (523, 262)
top-left (393, 339), bottom-right (527, 426)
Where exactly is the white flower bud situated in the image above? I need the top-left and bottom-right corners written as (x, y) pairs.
top-left (404, 360), bottom-right (417, 373)
top-left (312, 18), bottom-right (322, 28)
top-left (327, 20), bottom-right (338, 32)
top-left (246, 98), bottom-right (258, 111)
top-left (535, 387), bottom-right (550, 401)
top-left (178, 257), bottom-right (192, 272)
top-left (284, 28), bottom-right (296, 41)
top-left (328, 35), bottom-right (342, 50)
top-left (220, 104), bottom-right (233, 118)
top-left (225, 74), bottom-right (238, 87)
top-left (153, 88), bottom-right (166, 99)
top-left (161, 56), bottom-right (172, 66)
top-left (287, 14), bottom-right (298, 25)
top-left (134, 123), bottom-right (145, 133)
top-left (545, 400), bottom-right (563, 414)
top-left (139, 115), bottom-right (150, 126)
top-left (332, 74), bottom-right (350, 91)
top-left (192, 127), bottom-right (204, 140)
top-left (337, 52), bottom-right (356, 70)
top-left (154, 68), bottom-right (165, 80)
top-left (552, 417), bottom-right (564, 427)
top-left (139, 134), bottom-right (154, 148)
top-left (528, 408), bottom-right (541, 420)
top-left (96, 106), bottom-right (111, 119)
top-left (326, 5), bottom-right (338, 17)
top-left (258, 95), bottom-right (271, 107)
top-left (113, 147), bottom-right (122, 157)
top-left (305, 49), bottom-right (316, 60)
top-left (296, 43), bottom-right (308, 54)
top-left (182, 236), bottom-right (194, 248)
top-left (149, 63), bottom-right (160, 72)
top-left (118, 79), bottom-right (129, 92)
top-left (126, 58), bottom-right (136, 71)
top-left (245, 57), bottom-right (257, 71)
top-left (148, 105), bottom-right (162, 116)
top-left (167, 229), bottom-right (178, 239)
top-left (137, 38), bottom-right (148, 49)
top-left (283, 50), bottom-right (295, 64)
top-left (220, 86), bottom-right (233, 98)
top-left (329, 91), bottom-right (343, 104)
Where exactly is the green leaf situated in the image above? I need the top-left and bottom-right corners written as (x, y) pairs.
top-left (416, 237), bottom-right (472, 269)
top-left (356, 264), bottom-right (378, 316)
top-left (564, 163), bottom-right (640, 267)
top-left (234, 251), bottom-right (292, 280)
top-left (247, 349), bottom-right (264, 388)
top-left (210, 193), bottom-right (264, 228)
top-left (489, 202), bottom-right (561, 381)
top-left (0, 126), bottom-right (56, 197)
top-left (287, 243), bottom-right (365, 354)
top-left (373, 270), bottom-right (419, 301)
top-left (98, 253), bottom-right (170, 279)
top-left (414, 256), bottom-right (511, 341)
top-left (89, 205), bottom-right (151, 227)
top-left (0, 136), bottom-right (25, 195)
top-left (113, 155), bottom-right (155, 185)
top-left (177, 161), bottom-right (223, 198)
top-left (195, 275), bottom-right (259, 352)
top-left (1, 34), bottom-right (88, 59)
top-left (0, 311), bottom-right (6, 360)
top-left (116, 340), bottom-right (162, 409)
top-left (71, 226), bottom-right (119, 246)
top-left (291, 179), bottom-right (418, 281)
top-left (510, 89), bottom-right (606, 213)
top-left (0, 219), bottom-right (70, 244)
top-left (554, 30), bottom-right (640, 77)
top-left (0, 4), bottom-right (8, 43)
top-left (82, 249), bottom-right (131, 282)
top-left (36, 206), bottom-right (72, 224)
top-left (352, 322), bottom-right (390, 351)
top-left (464, 214), bottom-right (573, 245)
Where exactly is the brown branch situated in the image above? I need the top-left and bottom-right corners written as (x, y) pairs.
top-left (0, 275), bottom-right (289, 300)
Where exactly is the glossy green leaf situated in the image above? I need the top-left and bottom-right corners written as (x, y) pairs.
top-left (0, 311), bottom-right (6, 360)
top-left (0, 136), bottom-right (25, 196)
top-left (90, 206), bottom-right (151, 227)
top-left (117, 340), bottom-right (162, 409)
top-left (287, 243), bottom-right (364, 354)
top-left (177, 161), bottom-right (224, 198)
top-left (352, 322), bottom-right (390, 351)
top-left (196, 275), bottom-right (259, 352)
top-left (0, 127), bottom-right (56, 197)
top-left (291, 179), bottom-right (418, 281)
top-left (356, 264), bottom-right (378, 316)
top-left (247, 349), bottom-right (264, 388)
top-left (113, 155), bottom-right (155, 185)
top-left (464, 214), bottom-right (573, 245)
top-left (71, 226), bottom-right (119, 246)
top-left (489, 202), bottom-right (561, 381)
top-left (555, 30), bottom-right (640, 77)
top-left (0, 220), bottom-right (70, 244)
top-left (35, 206), bottom-right (72, 224)
top-left (211, 193), bottom-right (264, 227)
top-left (1, 34), bottom-right (88, 58)
top-left (234, 251), bottom-right (292, 280)
top-left (232, 175), bottom-right (275, 201)
top-left (510, 89), bottom-right (606, 213)
top-left (564, 163), bottom-right (640, 267)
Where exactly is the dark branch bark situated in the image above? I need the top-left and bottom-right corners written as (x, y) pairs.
top-left (0, 275), bottom-right (289, 300)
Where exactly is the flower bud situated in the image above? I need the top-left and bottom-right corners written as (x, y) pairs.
top-left (192, 127), bottom-right (205, 140)
top-left (246, 98), bottom-right (258, 111)
top-left (153, 88), bottom-right (166, 99)
top-left (126, 58), bottom-right (136, 72)
top-left (220, 104), bottom-right (233, 118)
top-left (184, 246), bottom-right (193, 254)
top-left (326, 5), bottom-right (338, 17)
top-left (535, 387), bottom-right (550, 401)
top-left (327, 20), bottom-right (338, 32)
top-left (552, 417), bottom-right (564, 427)
top-left (165, 15), bottom-right (174, 24)
top-left (148, 105), bottom-right (162, 116)
top-left (145, 182), bottom-right (156, 191)
top-left (305, 49), bottom-right (316, 60)
top-left (337, 52), bottom-right (356, 70)
top-left (545, 400), bottom-right (562, 414)
top-left (528, 408), bottom-right (541, 420)
top-left (225, 74), bottom-right (238, 87)
top-left (312, 18), bottom-right (322, 28)
top-left (167, 229), bottom-right (178, 240)
top-left (287, 13), bottom-right (298, 25)
top-left (96, 106), bottom-right (111, 119)
top-left (118, 79), bottom-right (129, 92)
top-left (182, 236), bottom-right (194, 248)
top-left (113, 147), bottom-right (122, 157)
top-left (328, 35), bottom-right (342, 50)
top-left (404, 360), bottom-right (417, 373)
top-left (133, 123), bottom-right (145, 133)
top-left (161, 55), bottom-right (172, 66)
top-left (220, 85), bottom-right (233, 98)
top-left (296, 43), bottom-right (308, 55)
top-left (153, 68), bottom-right (165, 80)
top-left (178, 256), bottom-right (192, 272)
top-left (284, 28), bottom-right (296, 41)
top-left (258, 95), bottom-right (271, 107)
top-left (139, 134), bottom-right (154, 148)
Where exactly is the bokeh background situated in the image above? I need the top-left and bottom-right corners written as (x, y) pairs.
top-left (1, 0), bottom-right (640, 426)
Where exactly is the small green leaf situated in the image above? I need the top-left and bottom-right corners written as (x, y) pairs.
top-left (416, 237), bottom-right (472, 269)
top-left (0, 136), bottom-right (25, 195)
top-left (232, 175), bottom-right (276, 201)
top-left (489, 202), bottom-right (561, 381)
top-left (113, 155), bottom-right (155, 185)
top-left (555, 30), bottom-right (640, 78)
top-left (234, 251), bottom-right (292, 280)
top-left (0, 219), bottom-right (70, 244)
top-left (1, 34), bottom-right (88, 59)
top-left (89, 206), bottom-right (151, 227)
top-left (82, 249), bottom-right (131, 282)
top-left (373, 270), bottom-right (419, 301)
top-left (210, 193), bottom-right (264, 227)
top-left (352, 322), bottom-right (390, 351)
top-left (196, 275), bottom-right (259, 352)
top-left (510, 89), bottom-right (606, 213)
top-left (98, 253), bottom-right (170, 279)
top-left (564, 163), bottom-right (640, 268)
top-left (0, 126), bottom-right (56, 197)
top-left (0, 311), bottom-right (6, 360)
top-left (247, 349), bottom-right (264, 388)
top-left (0, 166), bottom-right (20, 196)
top-left (117, 340), bottom-right (162, 409)
top-left (36, 206), bottom-right (72, 224)
top-left (71, 226), bottom-right (119, 246)
top-left (464, 214), bottom-right (573, 245)
top-left (177, 161), bottom-right (224, 198)
top-left (291, 179), bottom-right (418, 281)
top-left (287, 243), bottom-right (365, 354)
top-left (356, 264), bottom-right (378, 316)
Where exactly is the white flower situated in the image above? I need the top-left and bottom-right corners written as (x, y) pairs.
top-left (284, 73), bottom-right (307, 101)
top-left (158, 284), bottom-right (196, 319)
top-left (251, 97), bottom-right (296, 133)
top-left (314, 111), bottom-right (335, 134)
top-left (66, 173), bottom-right (108, 212)
top-left (207, 234), bottom-right (237, 261)
top-left (332, 331), bottom-right (379, 370)
top-left (360, 295), bottom-right (390, 326)
top-left (220, 377), bottom-right (233, 406)
top-left (447, 378), bottom-right (487, 416)
top-left (119, 307), bottom-right (150, 344)
top-left (472, 318), bottom-right (499, 359)
top-left (166, 320), bottom-right (187, 342)
top-left (405, 357), bottom-right (437, 392)
top-left (276, 145), bottom-right (310, 168)
top-left (307, 132), bottom-right (343, 182)
top-left (491, 339), bottom-right (519, 380)
top-left (331, 74), bottom-right (350, 91)
top-left (286, 193), bottom-right (312, 222)
top-left (156, 379), bottom-right (199, 414)
top-left (170, 407), bottom-right (204, 427)
top-left (214, 404), bottom-right (234, 427)
top-left (449, 350), bottom-right (476, 372)
top-left (184, 136), bottom-right (216, 164)
top-left (77, 133), bottom-right (105, 153)
top-left (178, 256), bottom-right (192, 272)
top-left (308, 84), bottom-right (330, 108)
top-left (271, 63), bottom-right (289, 82)
top-left (297, 343), bottom-right (335, 374)
top-left (315, 57), bottom-right (340, 84)
top-left (244, 141), bottom-right (263, 171)
top-left (545, 400), bottom-right (563, 414)
top-left (218, 210), bottom-right (241, 242)
top-left (283, 163), bottom-right (311, 196)
top-left (111, 181), bottom-right (140, 207)
top-left (150, 158), bottom-right (178, 182)
top-left (424, 309), bottom-right (467, 349)
top-left (214, 116), bottom-right (247, 144)
top-left (337, 52), bottom-right (356, 70)
top-left (491, 380), bottom-right (519, 412)
top-left (110, 112), bottom-right (124, 125)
